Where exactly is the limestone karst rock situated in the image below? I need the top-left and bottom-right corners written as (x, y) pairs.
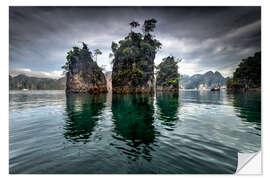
top-left (111, 19), bottom-right (161, 94)
top-left (156, 56), bottom-right (179, 92)
top-left (62, 43), bottom-right (107, 94)
top-left (179, 71), bottom-right (229, 89)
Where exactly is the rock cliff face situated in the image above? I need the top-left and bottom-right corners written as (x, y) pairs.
top-left (63, 44), bottom-right (107, 94)
top-left (156, 56), bottom-right (179, 92)
top-left (111, 19), bottom-right (161, 94)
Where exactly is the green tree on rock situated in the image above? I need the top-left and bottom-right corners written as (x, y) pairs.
top-left (227, 52), bottom-right (261, 90)
top-left (111, 19), bottom-right (162, 93)
top-left (94, 49), bottom-right (102, 62)
top-left (129, 21), bottom-right (140, 32)
top-left (156, 56), bottom-right (180, 91)
top-left (143, 18), bottom-right (157, 35)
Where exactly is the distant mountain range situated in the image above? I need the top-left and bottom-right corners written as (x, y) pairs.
top-left (9, 74), bottom-right (66, 90)
top-left (179, 71), bottom-right (229, 89)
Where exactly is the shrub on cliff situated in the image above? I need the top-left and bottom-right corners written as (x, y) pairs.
top-left (111, 19), bottom-right (161, 93)
top-left (62, 43), bottom-right (107, 93)
top-left (227, 52), bottom-right (261, 89)
top-left (156, 56), bottom-right (180, 90)
top-left (62, 43), bottom-right (104, 84)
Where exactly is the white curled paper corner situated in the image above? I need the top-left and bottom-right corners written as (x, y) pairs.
top-left (235, 150), bottom-right (262, 175)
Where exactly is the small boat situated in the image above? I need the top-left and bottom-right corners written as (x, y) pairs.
top-left (211, 82), bottom-right (221, 91)
top-left (22, 88), bottom-right (29, 91)
top-left (211, 87), bottom-right (220, 91)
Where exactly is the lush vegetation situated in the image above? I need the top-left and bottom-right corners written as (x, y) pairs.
top-left (111, 19), bottom-right (162, 88)
top-left (62, 43), bottom-right (105, 86)
top-left (62, 43), bottom-right (103, 74)
top-left (9, 75), bottom-right (66, 90)
top-left (156, 56), bottom-right (180, 89)
top-left (227, 52), bottom-right (261, 89)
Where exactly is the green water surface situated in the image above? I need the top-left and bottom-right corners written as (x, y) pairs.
top-left (9, 90), bottom-right (261, 174)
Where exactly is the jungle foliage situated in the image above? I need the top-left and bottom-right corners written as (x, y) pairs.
top-left (156, 56), bottom-right (180, 88)
top-left (111, 19), bottom-right (162, 87)
top-left (227, 52), bottom-right (261, 89)
top-left (62, 43), bottom-right (104, 84)
top-left (62, 42), bottom-right (103, 73)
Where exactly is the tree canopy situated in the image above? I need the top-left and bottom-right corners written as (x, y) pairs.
top-left (94, 49), bottom-right (102, 62)
top-left (227, 51), bottom-right (261, 89)
top-left (62, 43), bottom-right (102, 74)
top-left (156, 56), bottom-right (179, 89)
top-left (129, 21), bottom-right (140, 31)
top-left (142, 18), bottom-right (157, 35)
top-left (111, 19), bottom-right (162, 89)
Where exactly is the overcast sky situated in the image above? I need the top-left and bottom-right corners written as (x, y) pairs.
top-left (9, 7), bottom-right (261, 79)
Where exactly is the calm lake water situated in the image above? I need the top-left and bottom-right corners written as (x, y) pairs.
top-left (9, 90), bottom-right (261, 174)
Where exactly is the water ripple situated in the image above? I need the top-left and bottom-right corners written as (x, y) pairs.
top-left (9, 90), bottom-right (261, 174)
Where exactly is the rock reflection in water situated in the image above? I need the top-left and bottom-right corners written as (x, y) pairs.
top-left (156, 92), bottom-right (179, 130)
top-left (227, 92), bottom-right (261, 130)
top-left (111, 94), bottom-right (157, 161)
top-left (64, 93), bottom-right (106, 143)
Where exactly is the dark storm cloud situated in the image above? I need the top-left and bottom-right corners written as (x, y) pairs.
top-left (9, 6), bottom-right (261, 77)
